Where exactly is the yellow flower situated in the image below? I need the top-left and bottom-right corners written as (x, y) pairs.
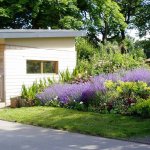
top-left (105, 80), bottom-right (114, 88)
top-left (116, 86), bottom-right (122, 93)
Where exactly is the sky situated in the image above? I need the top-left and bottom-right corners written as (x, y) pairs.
top-left (126, 29), bottom-right (150, 41)
top-left (98, 29), bottom-right (150, 41)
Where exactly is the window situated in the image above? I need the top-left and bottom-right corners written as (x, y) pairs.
top-left (27, 60), bottom-right (58, 74)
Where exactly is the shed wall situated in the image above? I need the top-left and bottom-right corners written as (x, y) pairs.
top-left (4, 38), bottom-right (76, 104)
top-left (6, 37), bottom-right (75, 50)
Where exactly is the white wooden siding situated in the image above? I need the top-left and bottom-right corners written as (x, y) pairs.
top-left (5, 37), bottom-right (75, 51)
top-left (4, 38), bottom-right (76, 104)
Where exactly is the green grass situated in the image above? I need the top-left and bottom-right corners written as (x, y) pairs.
top-left (0, 106), bottom-right (150, 139)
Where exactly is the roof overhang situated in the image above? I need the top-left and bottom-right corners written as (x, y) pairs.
top-left (0, 29), bottom-right (86, 39)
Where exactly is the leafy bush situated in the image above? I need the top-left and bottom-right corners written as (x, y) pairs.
top-left (59, 68), bottom-right (73, 83)
top-left (65, 101), bottom-right (85, 111)
top-left (105, 80), bottom-right (150, 114)
top-left (59, 68), bottom-right (86, 83)
top-left (45, 97), bottom-right (61, 107)
top-left (98, 44), bottom-right (146, 74)
top-left (135, 39), bottom-right (150, 58)
top-left (76, 40), bottom-right (147, 75)
top-left (21, 78), bottom-right (54, 105)
top-left (97, 52), bottom-right (145, 74)
top-left (21, 84), bottom-right (38, 106)
top-left (76, 37), bottom-right (99, 61)
top-left (129, 99), bottom-right (150, 118)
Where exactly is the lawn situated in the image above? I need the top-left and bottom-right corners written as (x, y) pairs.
top-left (0, 106), bottom-right (150, 139)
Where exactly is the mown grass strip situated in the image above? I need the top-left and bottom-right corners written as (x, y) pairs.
top-left (0, 106), bottom-right (150, 139)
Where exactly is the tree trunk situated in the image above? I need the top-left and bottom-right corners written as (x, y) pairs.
top-left (102, 20), bottom-right (108, 44)
top-left (121, 29), bottom-right (125, 40)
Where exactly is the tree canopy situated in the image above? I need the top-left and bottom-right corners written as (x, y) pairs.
top-left (0, 0), bottom-right (149, 43)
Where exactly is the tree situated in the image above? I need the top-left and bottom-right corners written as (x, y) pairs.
top-left (0, 0), bottom-right (83, 29)
top-left (0, 0), bottom-right (42, 28)
top-left (0, 0), bottom-right (149, 44)
top-left (134, 1), bottom-right (150, 37)
top-left (77, 0), bottom-right (127, 44)
top-left (115, 0), bottom-right (150, 39)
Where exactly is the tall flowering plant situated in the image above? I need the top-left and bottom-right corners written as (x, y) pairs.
top-left (36, 68), bottom-right (150, 108)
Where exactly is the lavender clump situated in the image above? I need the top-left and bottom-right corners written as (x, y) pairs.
top-left (36, 78), bottom-right (106, 105)
top-left (122, 68), bottom-right (150, 84)
top-left (36, 68), bottom-right (150, 105)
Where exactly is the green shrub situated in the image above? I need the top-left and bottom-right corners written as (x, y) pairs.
top-left (98, 43), bottom-right (146, 74)
top-left (135, 39), bottom-right (150, 58)
top-left (66, 100), bottom-right (85, 111)
top-left (76, 37), bottom-right (99, 61)
top-left (45, 98), bottom-right (61, 107)
top-left (21, 83), bottom-right (39, 106)
top-left (104, 81), bottom-right (150, 114)
top-left (59, 67), bottom-right (92, 83)
top-left (129, 99), bottom-right (150, 118)
top-left (59, 68), bottom-right (73, 83)
top-left (21, 78), bottom-right (55, 105)
top-left (76, 40), bottom-right (147, 75)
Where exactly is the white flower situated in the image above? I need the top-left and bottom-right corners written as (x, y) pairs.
top-left (54, 96), bottom-right (58, 100)
top-left (131, 103), bottom-right (135, 106)
top-left (80, 101), bottom-right (83, 104)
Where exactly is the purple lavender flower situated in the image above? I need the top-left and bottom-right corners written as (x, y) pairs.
top-left (81, 89), bottom-right (95, 107)
top-left (36, 68), bottom-right (150, 105)
top-left (36, 79), bottom-right (106, 105)
top-left (122, 68), bottom-right (150, 83)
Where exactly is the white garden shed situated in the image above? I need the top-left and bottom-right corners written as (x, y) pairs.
top-left (0, 29), bottom-right (86, 106)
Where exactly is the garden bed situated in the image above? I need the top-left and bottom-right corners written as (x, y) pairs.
top-left (33, 68), bottom-right (150, 117)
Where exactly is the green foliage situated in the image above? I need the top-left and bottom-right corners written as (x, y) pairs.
top-left (59, 67), bottom-right (88, 83)
top-left (122, 38), bottom-right (146, 58)
top-left (105, 80), bottom-right (150, 100)
top-left (135, 39), bottom-right (150, 58)
top-left (0, 0), bottom-right (149, 43)
top-left (76, 39), bottom-right (146, 76)
top-left (0, 0), bottom-right (83, 29)
top-left (115, 0), bottom-right (149, 39)
top-left (99, 52), bottom-right (144, 73)
top-left (81, 0), bottom-right (127, 43)
top-left (134, 1), bottom-right (150, 37)
top-left (65, 100), bottom-right (85, 111)
top-left (45, 98), bottom-right (61, 107)
top-left (21, 83), bottom-right (39, 106)
top-left (59, 16), bottom-right (83, 29)
top-left (130, 99), bottom-right (150, 118)
top-left (21, 78), bottom-right (54, 105)
top-left (21, 83), bottom-right (37, 101)
top-left (59, 68), bottom-right (73, 83)
top-left (104, 80), bottom-right (150, 114)
top-left (76, 59), bottom-right (92, 76)
top-left (76, 37), bottom-right (99, 60)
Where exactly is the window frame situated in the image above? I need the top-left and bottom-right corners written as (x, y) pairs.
top-left (26, 60), bottom-right (58, 74)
